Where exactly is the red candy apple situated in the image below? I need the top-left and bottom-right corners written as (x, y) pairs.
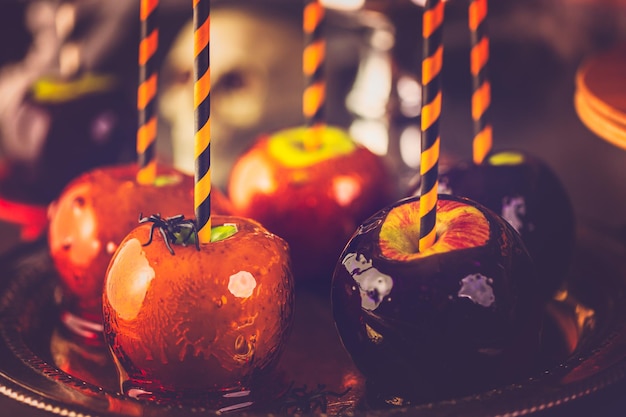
top-left (331, 194), bottom-right (544, 404)
top-left (102, 215), bottom-right (294, 399)
top-left (48, 163), bottom-right (232, 327)
top-left (228, 126), bottom-right (396, 285)
top-left (436, 150), bottom-right (575, 299)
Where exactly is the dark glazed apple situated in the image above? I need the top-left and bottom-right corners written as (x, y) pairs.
top-left (102, 215), bottom-right (294, 398)
top-left (48, 163), bottom-right (232, 326)
top-left (228, 126), bottom-right (395, 286)
top-left (438, 150), bottom-right (575, 299)
top-left (331, 194), bottom-right (543, 403)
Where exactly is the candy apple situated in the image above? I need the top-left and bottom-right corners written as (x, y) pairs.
top-left (228, 126), bottom-right (396, 286)
top-left (102, 215), bottom-right (294, 399)
top-left (437, 150), bottom-right (575, 299)
top-left (0, 73), bottom-right (135, 205)
top-left (331, 194), bottom-right (544, 403)
top-left (48, 163), bottom-right (232, 329)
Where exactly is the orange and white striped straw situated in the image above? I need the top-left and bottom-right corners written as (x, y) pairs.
top-left (303, 0), bottom-right (326, 151)
top-left (193, 0), bottom-right (211, 243)
top-left (469, 0), bottom-right (492, 165)
top-left (136, 0), bottom-right (159, 184)
top-left (418, 0), bottom-right (445, 252)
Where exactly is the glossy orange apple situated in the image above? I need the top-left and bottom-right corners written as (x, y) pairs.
top-left (48, 163), bottom-right (232, 326)
top-left (228, 126), bottom-right (396, 286)
top-left (102, 215), bottom-right (294, 398)
top-left (332, 194), bottom-right (544, 403)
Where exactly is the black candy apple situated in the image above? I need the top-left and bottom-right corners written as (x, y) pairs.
top-left (437, 150), bottom-right (575, 299)
top-left (0, 73), bottom-right (135, 205)
top-left (331, 194), bottom-right (544, 404)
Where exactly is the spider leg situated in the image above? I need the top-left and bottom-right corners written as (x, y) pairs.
top-left (165, 214), bottom-right (185, 222)
top-left (142, 223), bottom-right (157, 247)
top-left (178, 222), bottom-right (200, 251)
top-left (159, 227), bottom-right (176, 255)
top-left (192, 223), bottom-right (200, 251)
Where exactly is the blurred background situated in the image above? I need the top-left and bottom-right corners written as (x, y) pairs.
top-left (0, 0), bottom-right (626, 251)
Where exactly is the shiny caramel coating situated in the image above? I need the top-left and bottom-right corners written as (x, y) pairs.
top-left (103, 215), bottom-right (294, 395)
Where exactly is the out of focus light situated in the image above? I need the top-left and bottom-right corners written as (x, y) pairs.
top-left (370, 28), bottom-right (395, 51)
top-left (397, 75), bottom-right (422, 118)
top-left (399, 125), bottom-right (422, 168)
top-left (410, 0), bottom-right (449, 6)
top-left (346, 52), bottom-right (392, 119)
top-left (60, 43), bottom-right (80, 77)
top-left (349, 119), bottom-right (388, 155)
top-left (321, 0), bottom-right (365, 11)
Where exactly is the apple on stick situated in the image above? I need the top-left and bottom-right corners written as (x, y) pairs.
top-left (47, 163), bottom-right (232, 327)
top-left (102, 215), bottom-right (294, 399)
top-left (331, 194), bottom-right (544, 403)
top-left (101, 1), bottom-right (295, 400)
top-left (228, 126), bottom-right (396, 286)
top-left (436, 150), bottom-right (576, 299)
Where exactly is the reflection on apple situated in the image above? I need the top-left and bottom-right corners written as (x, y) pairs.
top-left (102, 215), bottom-right (294, 399)
top-left (331, 194), bottom-right (544, 403)
top-left (437, 150), bottom-right (575, 299)
top-left (228, 126), bottom-right (396, 286)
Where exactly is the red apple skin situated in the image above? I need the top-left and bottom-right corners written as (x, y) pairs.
top-left (228, 128), bottom-right (396, 286)
top-left (331, 194), bottom-right (543, 403)
top-left (48, 163), bottom-right (232, 322)
top-left (437, 150), bottom-right (575, 300)
top-left (102, 215), bottom-right (294, 396)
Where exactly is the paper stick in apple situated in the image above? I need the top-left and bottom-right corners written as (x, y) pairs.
top-left (418, 0), bottom-right (445, 252)
top-left (303, 0), bottom-right (326, 151)
top-left (137, 0), bottom-right (159, 185)
top-left (429, 0), bottom-right (576, 299)
top-left (193, 0), bottom-right (211, 243)
top-left (469, 0), bottom-right (493, 165)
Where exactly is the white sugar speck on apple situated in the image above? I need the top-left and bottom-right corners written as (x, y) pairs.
top-left (457, 273), bottom-right (495, 308)
top-left (228, 271), bottom-right (257, 298)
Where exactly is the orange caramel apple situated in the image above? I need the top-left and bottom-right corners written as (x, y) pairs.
top-left (48, 163), bottom-right (231, 327)
top-left (228, 126), bottom-right (396, 287)
top-left (102, 215), bottom-right (294, 398)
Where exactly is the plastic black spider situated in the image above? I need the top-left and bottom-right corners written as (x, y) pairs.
top-left (276, 382), bottom-right (352, 415)
top-left (138, 213), bottom-right (200, 255)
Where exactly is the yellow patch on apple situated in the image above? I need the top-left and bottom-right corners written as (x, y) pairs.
top-left (379, 199), bottom-right (490, 261)
top-left (488, 151), bottom-right (525, 166)
top-left (267, 126), bottom-right (356, 168)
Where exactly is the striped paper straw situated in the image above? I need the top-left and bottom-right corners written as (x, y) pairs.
top-left (469, 0), bottom-right (492, 165)
top-left (193, 0), bottom-right (211, 243)
top-left (418, 0), bottom-right (445, 252)
top-left (136, 0), bottom-right (159, 184)
top-left (303, 0), bottom-right (326, 151)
